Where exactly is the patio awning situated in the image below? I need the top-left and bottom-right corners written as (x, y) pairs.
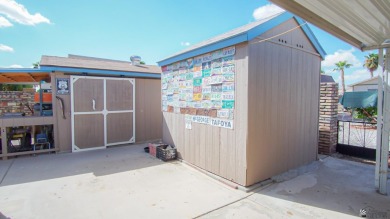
top-left (269, 0), bottom-right (390, 51)
top-left (339, 91), bottom-right (378, 109)
top-left (0, 68), bottom-right (50, 83)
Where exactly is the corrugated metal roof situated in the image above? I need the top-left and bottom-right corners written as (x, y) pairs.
top-left (270, 0), bottom-right (390, 51)
top-left (40, 55), bottom-right (161, 74)
top-left (0, 69), bottom-right (50, 83)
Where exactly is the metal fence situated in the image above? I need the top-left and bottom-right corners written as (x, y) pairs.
top-left (337, 119), bottom-right (377, 160)
top-left (338, 120), bottom-right (377, 148)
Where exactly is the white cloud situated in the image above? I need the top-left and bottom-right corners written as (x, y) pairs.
top-left (180, 42), bottom-right (190, 46)
top-left (253, 4), bottom-right (285, 20)
top-left (0, 0), bottom-right (50, 25)
top-left (0, 16), bottom-right (12, 27)
top-left (344, 69), bottom-right (371, 83)
top-left (322, 48), bottom-right (361, 68)
top-left (8, 64), bottom-right (22, 68)
top-left (0, 44), bottom-right (13, 52)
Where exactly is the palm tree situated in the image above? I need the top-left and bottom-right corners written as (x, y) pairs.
top-left (32, 62), bottom-right (40, 68)
top-left (333, 61), bottom-right (352, 94)
top-left (363, 53), bottom-right (378, 78)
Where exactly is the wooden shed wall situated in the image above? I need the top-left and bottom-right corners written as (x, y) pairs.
top-left (52, 73), bottom-right (72, 152)
top-left (162, 43), bottom-right (249, 185)
top-left (246, 18), bottom-right (321, 186)
top-left (135, 78), bottom-right (162, 142)
top-left (53, 73), bottom-right (162, 152)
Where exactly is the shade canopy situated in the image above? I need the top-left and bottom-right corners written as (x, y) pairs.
top-left (269, 0), bottom-right (390, 51)
top-left (0, 69), bottom-right (50, 83)
top-left (339, 91), bottom-right (378, 108)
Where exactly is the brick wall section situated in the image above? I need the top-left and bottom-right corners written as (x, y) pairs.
top-left (0, 89), bottom-right (36, 116)
top-left (319, 82), bottom-right (339, 155)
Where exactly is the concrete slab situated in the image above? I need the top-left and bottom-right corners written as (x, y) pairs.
top-left (0, 159), bottom-right (13, 184)
top-left (1, 145), bottom-right (389, 219)
top-left (200, 157), bottom-right (390, 218)
top-left (0, 144), bottom-right (247, 219)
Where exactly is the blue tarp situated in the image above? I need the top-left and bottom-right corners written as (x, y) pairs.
top-left (339, 91), bottom-right (378, 108)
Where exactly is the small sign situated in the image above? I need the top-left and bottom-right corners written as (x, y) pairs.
top-left (203, 77), bottom-right (211, 86)
top-left (193, 78), bottom-right (202, 87)
top-left (202, 86), bottom-right (211, 94)
top-left (222, 56), bottom-right (234, 66)
top-left (211, 67), bottom-right (222, 75)
top-left (193, 71), bottom-right (203, 78)
top-left (223, 73), bottom-right (234, 82)
top-left (211, 58), bottom-right (222, 68)
top-left (203, 93), bottom-right (211, 100)
top-left (56, 78), bottom-right (70, 95)
top-left (192, 115), bottom-right (211, 125)
top-left (222, 92), bottom-right (234, 100)
top-left (222, 100), bottom-right (235, 109)
top-left (202, 53), bottom-right (212, 63)
top-left (222, 65), bottom-right (235, 74)
top-left (211, 92), bottom-right (222, 100)
top-left (201, 100), bottom-right (212, 109)
top-left (193, 93), bottom-right (202, 101)
top-left (211, 84), bottom-right (222, 92)
top-left (185, 115), bottom-right (192, 129)
top-left (222, 46), bottom-right (235, 57)
top-left (186, 72), bottom-right (194, 80)
top-left (212, 100), bottom-right (222, 109)
top-left (222, 82), bottom-right (235, 92)
top-left (210, 75), bottom-right (223, 85)
top-left (193, 86), bottom-right (202, 93)
top-left (211, 118), bottom-right (234, 129)
top-left (194, 56), bottom-right (202, 66)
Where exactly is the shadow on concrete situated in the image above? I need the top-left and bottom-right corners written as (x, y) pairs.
top-left (252, 157), bottom-right (390, 218)
top-left (0, 143), bottom-right (164, 187)
top-left (0, 212), bottom-right (10, 219)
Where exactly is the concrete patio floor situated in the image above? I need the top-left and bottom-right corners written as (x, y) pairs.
top-left (0, 144), bottom-right (389, 219)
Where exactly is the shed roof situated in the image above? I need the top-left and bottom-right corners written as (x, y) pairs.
top-left (40, 56), bottom-right (161, 75)
top-left (348, 76), bottom-right (379, 87)
top-left (158, 12), bottom-right (325, 66)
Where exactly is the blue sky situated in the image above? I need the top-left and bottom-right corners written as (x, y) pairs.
top-left (0, 0), bottom-right (377, 87)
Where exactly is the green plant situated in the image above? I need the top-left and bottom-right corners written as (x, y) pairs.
top-left (353, 106), bottom-right (377, 122)
top-left (363, 53), bottom-right (378, 78)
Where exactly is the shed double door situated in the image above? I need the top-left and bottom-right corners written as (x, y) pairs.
top-left (71, 76), bottom-right (135, 152)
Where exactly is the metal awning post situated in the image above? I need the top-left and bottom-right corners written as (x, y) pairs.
top-left (376, 48), bottom-right (390, 195)
top-left (375, 49), bottom-right (384, 189)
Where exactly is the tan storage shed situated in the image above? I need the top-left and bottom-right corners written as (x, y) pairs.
top-left (157, 13), bottom-right (326, 186)
top-left (39, 55), bottom-right (162, 153)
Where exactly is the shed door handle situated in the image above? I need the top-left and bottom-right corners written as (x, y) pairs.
top-left (92, 99), bottom-right (96, 111)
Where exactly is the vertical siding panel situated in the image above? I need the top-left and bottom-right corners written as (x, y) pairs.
top-left (219, 128), bottom-right (228, 178)
top-left (212, 128), bottom-right (220, 175)
top-left (135, 79), bottom-right (145, 142)
top-left (235, 43), bottom-right (248, 185)
top-left (204, 124), bottom-right (212, 171)
top-left (199, 123), bottom-right (206, 169)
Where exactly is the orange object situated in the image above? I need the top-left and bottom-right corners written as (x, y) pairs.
top-left (34, 93), bottom-right (52, 103)
top-left (148, 143), bottom-right (157, 157)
